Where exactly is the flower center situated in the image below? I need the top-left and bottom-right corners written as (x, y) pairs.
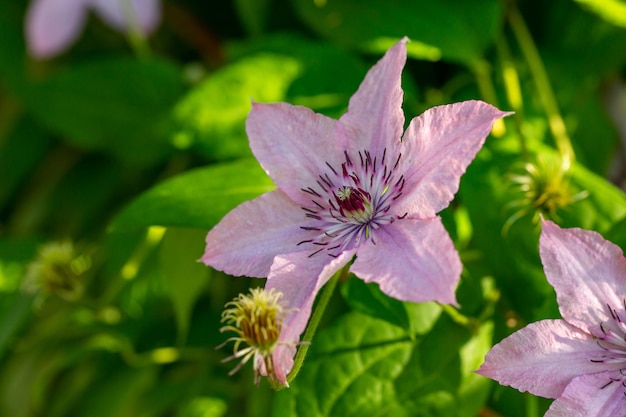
top-left (297, 147), bottom-right (407, 257)
top-left (590, 301), bottom-right (626, 392)
top-left (335, 186), bottom-right (372, 220)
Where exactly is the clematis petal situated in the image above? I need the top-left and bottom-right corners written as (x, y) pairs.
top-left (265, 249), bottom-right (355, 385)
top-left (89, 0), bottom-right (161, 34)
top-left (246, 102), bottom-right (343, 206)
top-left (201, 189), bottom-right (311, 278)
top-left (25, 0), bottom-right (89, 58)
top-left (545, 372), bottom-right (626, 417)
top-left (540, 220), bottom-right (626, 337)
top-left (395, 100), bottom-right (512, 218)
top-left (477, 319), bottom-right (611, 399)
top-left (338, 37), bottom-right (406, 157)
top-left (350, 217), bottom-right (460, 305)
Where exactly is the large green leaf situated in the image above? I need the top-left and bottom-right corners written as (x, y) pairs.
top-left (227, 34), bottom-right (368, 116)
top-left (111, 159), bottom-right (275, 230)
top-left (274, 312), bottom-right (490, 417)
top-left (22, 57), bottom-right (185, 165)
top-left (160, 228), bottom-right (211, 344)
top-left (290, 0), bottom-right (503, 64)
top-left (341, 277), bottom-right (441, 336)
top-left (172, 54), bottom-right (301, 161)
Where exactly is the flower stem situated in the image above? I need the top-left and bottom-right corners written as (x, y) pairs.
top-left (440, 304), bottom-right (479, 332)
top-left (525, 393), bottom-right (539, 417)
top-left (286, 265), bottom-right (349, 385)
top-left (507, 6), bottom-right (574, 170)
top-left (118, 0), bottom-right (151, 58)
top-left (495, 35), bottom-right (528, 160)
top-left (471, 59), bottom-right (506, 138)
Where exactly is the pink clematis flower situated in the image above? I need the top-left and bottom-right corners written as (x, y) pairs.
top-left (25, 0), bottom-right (161, 58)
top-left (203, 37), bottom-right (510, 385)
top-left (478, 220), bottom-right (626, 416)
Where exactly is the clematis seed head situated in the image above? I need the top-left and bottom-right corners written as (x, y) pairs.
top-left (218, 288), bottom-right (292, 386)
top-left (22, 240), bottom-right (91, 302)
top-left (503, 154), bottom-right (588, 234)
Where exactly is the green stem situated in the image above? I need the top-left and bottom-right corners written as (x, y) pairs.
top-left (471, 59), bottom-right (506, 138)
top-left (495, 35), bottom-right (528, 160)
top-left (118, 0), bottom-right (151, 58)
top-left (525, 393), bottom-right (539, 417)
top-left (508, 6), bottom-right (574, 169)
top-left (285, 265), bottom-right (349, 385)
top-left (440, 304), bottom-right (477, 331)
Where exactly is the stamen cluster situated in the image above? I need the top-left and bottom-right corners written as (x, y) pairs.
top-left (219, 288), bottom-right (288, 385)
top-left (504, 155), bottom-right (587, 233)
top-left (298, 147), bottom-right (407, 257)
top-left (591, 301), bottom-right (626, 392)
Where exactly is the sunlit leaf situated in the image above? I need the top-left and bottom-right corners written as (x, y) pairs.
top-left (172, 54), bottom-right (301, 160)
top-left (572, 0), bottom-right (626, 27)
top-left (111, 159), bottom-right (275, 230)
top-left (227, 34), bottom-right (367, 116)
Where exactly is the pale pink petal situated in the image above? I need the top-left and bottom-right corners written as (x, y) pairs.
top-left (349, 217), bottom-right (460, 305)
top-left (477, 319), bottom-right (611, 399)
top-left (246, 102), bottom-right (345, 206)
top-left (545, 372), bottom-right (626, 417)
top-left (25, 0), bottom-right (89, 58)
top-left (89, 0), bottom-right (161, 34)
top-left (395, 101), bottom-right (512, 218)
top-left (540, 220), bottom-right (626, 338)
top-left (265, 249), bottom-right (355, 385)
top-left (338, 37), bottom-right (407, 157)
top-left (201, 190), bottom-right (311, 278)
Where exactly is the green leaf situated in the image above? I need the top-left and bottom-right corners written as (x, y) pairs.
top-left (22, 57), bottom-right (185, 165)
top-left (0, 0), bottom-right (27, 87)
top-left (160, 228), bottom-right (210, 344)
top-left (274, 312), bottom-right (486, 417)
top-left (341, 277), bottom-right (410, 331)
top-left (274, 312), bottom-right (412, 417)
top-left (290, 0), bottom-right (503, 64)
top-left (74, 368), bottom-right (156, 417)
top-left (341, 277), bottom-right (441, 335)
top-left (572, 0), bottom-right (626, 27)
top-left (605, 216), bottom-right (626, 252)
top-left (111, 159), bottom-right (275, 230)
top-left (457, 321), bottom-right (494, 417)
top-left (227, 34), bottom-right (368, 116)
top-left (172, 54), bottom-right (301, 161)
top-left (565, 158), bottom-right (626, 231)
top-left (177, 397), bottom-right (228, 417)
top-left (234, 0), bottom-right (272, 36)
top-left (0, 117), bottom-right (51, 211)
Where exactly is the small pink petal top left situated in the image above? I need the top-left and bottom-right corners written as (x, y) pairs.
top-left (25, 0), bottom-right (161, 58)
top-left (478, 220), bottom-right (626, 416)
top-left (203, 37), bottom-right (511, 385)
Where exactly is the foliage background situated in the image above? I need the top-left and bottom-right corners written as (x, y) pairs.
top-left (1, 0), bottom-right (626, 416)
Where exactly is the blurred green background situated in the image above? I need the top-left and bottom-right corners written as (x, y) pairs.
top-left (1, 0), bottom-right (626, 416)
